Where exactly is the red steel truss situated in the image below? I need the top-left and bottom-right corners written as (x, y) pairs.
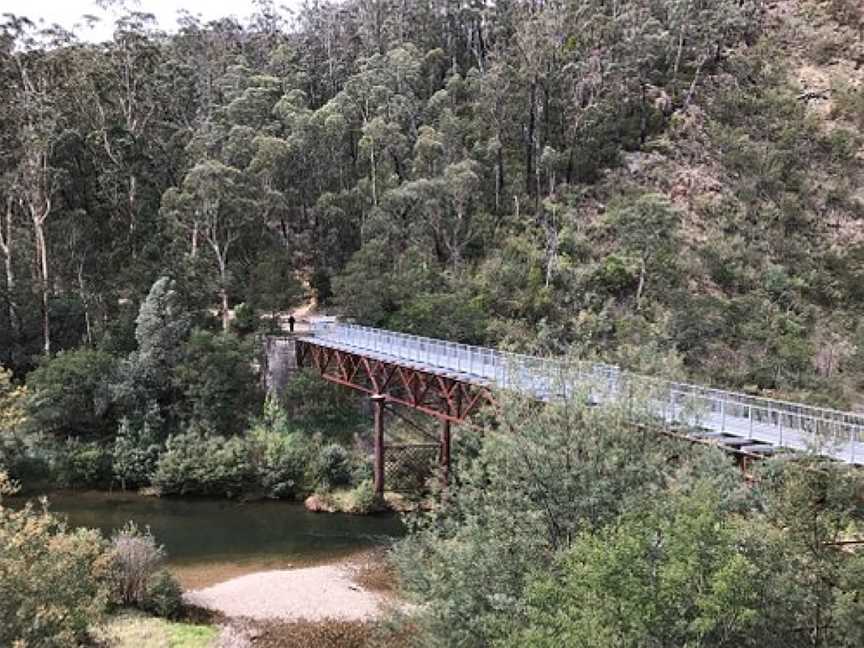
top-left (295, 340), bottom-right (494, 423)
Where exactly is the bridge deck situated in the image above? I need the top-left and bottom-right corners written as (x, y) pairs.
top-left (301, 323), bottom-right (864, 465)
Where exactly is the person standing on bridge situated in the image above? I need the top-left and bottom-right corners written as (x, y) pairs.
top-left (288, 315), bottom-right (296, 333)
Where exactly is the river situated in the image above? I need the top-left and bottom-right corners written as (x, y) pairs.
top-left (16, 490), bottom-right (405, 588)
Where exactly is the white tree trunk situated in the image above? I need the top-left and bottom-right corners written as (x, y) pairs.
top-left (1, 198), bottom-right (16, 338)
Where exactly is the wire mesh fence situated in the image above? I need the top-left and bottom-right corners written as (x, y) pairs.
top-left (383, 443), bottom-right (440, 492)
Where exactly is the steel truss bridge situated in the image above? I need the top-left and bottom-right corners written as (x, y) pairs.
top-left (296, 322), bottom-right (864, 494)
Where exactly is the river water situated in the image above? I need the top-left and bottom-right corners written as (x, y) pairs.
top-left (18, 491), bottom-right (405, 588)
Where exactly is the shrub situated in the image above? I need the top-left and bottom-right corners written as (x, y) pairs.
top-left (250, 425), bottom-right (316, 499)
top-left (231, 302), bottom-right (259, 336)
top-left (346, 479), bottom-right (381, 514)
top-left (316, 443), bottom-right (353, 490)
top-left (112, 419), bottom-right (161, 490)
top-left (110, 522), bottom-right (165, 607)
top-left (25, 348), bottom-right (118, 438)
top-left (174, 330), bottom-right (262, 436)
top-left (142, 569), bottom-right (183, 619)
top-left (52, 437), bottom-right (113, 488)
top-left (152, 431), bottom-right (255, 497)
top-left (0, 472), bottom-right (112, 647)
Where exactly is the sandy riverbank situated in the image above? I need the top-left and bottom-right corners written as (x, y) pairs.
top-left (183, 562), bottom-right (388, 622)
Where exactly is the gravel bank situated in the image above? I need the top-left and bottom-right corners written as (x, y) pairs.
top-left (183, 564), bottom-right (386, 622)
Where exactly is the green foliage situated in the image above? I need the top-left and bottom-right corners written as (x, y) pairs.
top-left (506, 487), bottom-right (760, 647)
top-left (134, 277), bottom-right (192, 371)
top-left (345, 479), bottom-right (380, 514)
top-left (152, 431), bottom-right (255, 498)
top-left (0, 367), bottom-right (34, 478)
top-left (249, 419), bottom-right (316, 499)
top-left (51, 437), bottom-right (113, 488)
top-left (174, 329), bottom-right (261, 436)
top-left (112, 278), bottom-right (191, 435)
top-left (231, 302), bottom-right (258, 336)
top-left (246, 251), bottom-right (305, 318)
top-left (112, 418), bottom-right (161, 490)
top-left (832, 79), bottom-right (864, 128)
top-left (316, 443), bottom-right (354, 490)
top-left (142, 569), bottom-right (184, 620)
top-left (743, 458), bottom-right (864, 647)
top-left (389, 290), bottom-right (487, 344)
top-left (393, 394), bottom-right (744, 646)
top-left (0, 472), bottom-right (112, 647)
top-left (26, 348), bottom-right (118, 438)
top-left (280, 369), bottom-right (364, 440)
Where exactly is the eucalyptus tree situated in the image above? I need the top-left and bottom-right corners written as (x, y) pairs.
top-left (2, 17), bottom-right (75, 354)
top-left (162, 160), bottom-right (256, 331)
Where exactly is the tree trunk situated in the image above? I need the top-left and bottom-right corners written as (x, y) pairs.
top-left (636, 257), bottom-right (646, 311)
top-left (526, 80), bottom-right (537, 196)
top-left (495, 138), bottom-right (505, 214)
top-left (369, 143), bottom-right (378, 207)
top-left (78, 261), bottom-right (92, 345)
top-left (35, 221), bottom-right (50, 354)
top-left (1, 198), bottom-right (17, 340)
top-left (191, 221), bottom-right (199, 258)
top-left (220, 287), bottom-right (230, 332)
top-left (218, 257), bottom-right (230, 332)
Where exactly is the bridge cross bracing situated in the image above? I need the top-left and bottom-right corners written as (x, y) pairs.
top-left (299, 322), bottom-right (864, 466)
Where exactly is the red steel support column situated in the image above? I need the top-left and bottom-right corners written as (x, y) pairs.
top-left (440, 417), bottom-right (451, 483)
top-left (372, 394), bottom-right (386, 496)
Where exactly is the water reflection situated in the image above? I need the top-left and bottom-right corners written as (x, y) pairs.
top-left (18, 491), bottom-right (404, 588)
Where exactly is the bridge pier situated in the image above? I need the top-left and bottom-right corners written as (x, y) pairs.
top-left (440, 418), bottom-right (451, 482)
top-left (372, 394), bottom-right (386, 496)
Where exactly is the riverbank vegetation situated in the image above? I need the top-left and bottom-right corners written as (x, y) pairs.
top-left (0, 276), bottom-right (377, 501)
top-left (0, 471), bottom-right (190, 646)
top-left (393, 395), bottom-right (864, 647)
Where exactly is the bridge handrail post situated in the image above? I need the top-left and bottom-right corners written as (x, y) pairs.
top-left (748, 405), bottom-right (753, 437)
top-left (670, 389), bottom-right (676, 426)
top-left (778, 408), bottom-right (783, 446)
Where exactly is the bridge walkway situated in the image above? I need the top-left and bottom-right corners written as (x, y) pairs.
top-left (301, 323), bottom-right (863, 466)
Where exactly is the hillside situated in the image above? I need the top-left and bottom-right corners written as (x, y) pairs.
top-left (0, 0), bottom-right (863, 408)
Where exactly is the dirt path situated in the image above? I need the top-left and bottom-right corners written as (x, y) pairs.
top-left (183, 564), bottom-right (386, 622)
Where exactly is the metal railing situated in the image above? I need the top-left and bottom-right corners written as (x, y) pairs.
top-left (306, 322), bottom-right (864, 464)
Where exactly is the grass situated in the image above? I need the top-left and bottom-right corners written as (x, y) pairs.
top-left (93, 611), bottom-right (218, 647)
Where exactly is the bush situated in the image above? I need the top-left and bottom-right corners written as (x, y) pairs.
top-left (142, 569), bottom-right (183, 619)
top-left (112, 419), bottom-right (161, 490)
top-left (25, 348), bottom-right (118, 438)
top-left (250, 425), bottom-right (316, 499)
top-left (174, 329), bottom-right (262, 436)
top-left (231, 302), bottom-right (258, 336)
top-left (0, 472), bottom-right (112, 647)
top-left (52, 437), bottom-right (113, 488)
top-left (346, 479), bottom-right (380, 514)
top-left (109, 522), bottom-right (183, 619)
top-left (110, 522), bottom-right (165, 607)
top-left (152, 431), bottom-right (255, 497)
top-left (316, 443), bottom-right (353, 490)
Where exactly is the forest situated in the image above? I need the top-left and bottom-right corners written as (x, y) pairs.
top-left (1, 0), bottom-right (864, 646)
top-left (0, 0), bottom-right (862, 405)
